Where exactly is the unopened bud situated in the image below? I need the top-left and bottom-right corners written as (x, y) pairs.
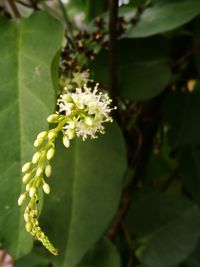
top-left (48, 131), bottom-right (57, 140)
top-left (69, 120), bottom-right (76, 129)
top-left (43, 183), bottom-right (50, 194)
top-left (26, 183), bottom-right (31, 191)
top-left (24, 213), bottom-right (30, 222)
top-left (32, 152), bottom-right (41, 164)
top-left (45, 165), bottom-right (52, 177)
top-left (36, 167), bottom-right (43, 177)
top-left (85, 117), bottom-right (93, 126)
top-left (68, 129), bottom-right (75, 140)
top-left (22, 173), bottom-right (31, 184)
top-left (37, 131), bottom-right (48, 139)
top-left (22, 162), bottom-right (31, 173)
top-left (25, 222), bottom-right (32, 233)
top-left (34, 138), bottom-right (43, 147)
top-left (63, 136), bottom-right (70, 148)
top-left (29, 187), bottom-right (36, 198)
top-left (18, 193), bottom-right (26, 206)
top-left (47, 114), bottom-right (59, 123)
top-left (47, 148), bottom-right (55, 160)
top-left (63, 94), bottom-right (73, 102)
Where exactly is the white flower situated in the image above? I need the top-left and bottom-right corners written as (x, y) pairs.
top-left (57, 83), bottom-right (115, 140)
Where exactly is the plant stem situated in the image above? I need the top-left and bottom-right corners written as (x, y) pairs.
top-left (58, 0), bottom-right (75, 48)
top-left (7, 0), bottom-right (21, 18)
top-left (108, 0), bottom-right (118, 101)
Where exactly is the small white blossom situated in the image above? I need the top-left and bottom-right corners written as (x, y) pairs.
top-left (57, 83), bottom-right (114, 140)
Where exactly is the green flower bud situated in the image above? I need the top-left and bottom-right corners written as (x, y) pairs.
top-left (34, 138), bottom-right (44, 147)
top-left (69, 120), bottom-right (76, 129)
top-left (48, 131), bottom-right (57, 141)
top-left (45, 165), bottom-right (52, 177)
top-left (24, 213), bottom-right (30, 222)
top-left (63, 136), bottom-right (70, 148)
top-left (29, 187), bottom-right (36, 198)
top-left (63, 94), bottom-right (73, 102)
top-left (68, 129), bottom-right (75, 140)
top-left (36, 167), bottom-right (43, 177)
top-left (85, 117), bottom-right (93, 126)
top-left (37, 131), bottom-right (48, 139)
top-left (22, 173), bottom-right (32, 184)
top-left (18, 193), bottom-right (26, 206)
top-left (25, 222), bottom-right (32, 233)
top-left (47, 114), bottom-right (59, 123)
top-left (32, 152), bottom-right (41, 164)
top-left (47, 148), bottom-right (55, 160)
top-left (26, 183), bottom-right (31, 191)
top-left (22, 162), bottom-right (31, 173)
top-left (43, 183), bottom-right (50, 194)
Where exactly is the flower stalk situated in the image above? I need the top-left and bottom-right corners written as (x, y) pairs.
top-left (18, 82), bottom-right (115, 255)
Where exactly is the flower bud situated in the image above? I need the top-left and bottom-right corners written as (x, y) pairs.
top-left (22, 173), bottom-right (31, 184)
top-left (47, 114), bottom-right (59, 123)
top-left (36, 167), bottom-right (43, 177)
top-left (26, 183), bottom-right (31, 191)
top-left (37, 131), bottom-right (48, 139)
top-left (32, 152), bottom-right (41, 164)
top-left (29, 187), bottom-right (36, 198)
top-left (43, 183), bottom-right (50, 194)
top-left (18, 193), bottom-right (26, 206)
top-left (48, 130), bottom-right (57, 141)
top-left (85, 117), bottom-right (93, 126)
top-left (25, 222), bottom-right (32, 233)
top-left (24, 213), bottom-right (30, 222)
top-left (22, 162), bottom-right (31, 173)
top-left (45, 165), bottom-right (52, 177)
top-left (68, 129), bottom-right (75, 140)
top-left (69, 120), bottom-right (76, 129)
top-left (34, 138), bottom-right (43, 147)
top-left (47, 148), bottom-right (55, 160)
top-left (63, 94), bottom-right (73, 102)
top-left (63, 136), bottom-right (70, 148)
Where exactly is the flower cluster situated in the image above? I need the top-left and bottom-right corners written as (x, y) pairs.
top-left (18, 82), bottom-right (115, 255)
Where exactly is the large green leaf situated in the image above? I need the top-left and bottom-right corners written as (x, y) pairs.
top-left (80, 237), bottom-right (121, 267)
top-left (0, 12), bottom-right (63, 258)
top-left (163, 86), bottom-right (200, 148)
top-left (91, 37), bottom-right (171, 101)
top-left (179, 146), bottom-right (200, 206)
top-left (40, 123), bottom-right (126, 267)
top-left (126, 188), bottom-right (200, 267)
top-left (15, 250), bottom-right (49, 267)
top-left (125, 0), bottom-right (200, 38)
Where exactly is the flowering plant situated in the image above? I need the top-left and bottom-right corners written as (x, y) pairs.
top-left (18, 81), bottom-right (114, 254)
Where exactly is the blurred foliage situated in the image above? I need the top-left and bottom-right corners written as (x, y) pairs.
top-left (1, 0), bottom-right (200, 266)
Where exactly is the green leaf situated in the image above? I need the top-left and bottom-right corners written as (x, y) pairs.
top-left (125, 0), bottom-right (200, 38)
top-left (194, 18), bottom-right (200, 75)
top-left (80, 237), bottom-right (121, 267)
top-left (40, 123), bottom-right (126, 267)
top-left (179, 146), bottom-right (200, 206)
top-left (0, 12), bottom-right (63, 258)
top-left (91, 37), bottom-right (171, 101)
top-left (183, 239), bottom-right (200, 267)
top-left (15, 250), bottom-right (49, 267)
top-left (163, 86), bottom-right (200, 148)
top-left (126, 188), bottom-right (200, 267)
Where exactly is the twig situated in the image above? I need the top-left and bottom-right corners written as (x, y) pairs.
top-left (108, 0), bottom-right (118, 101)
top-left (29, 0), bottom-right (39, 10)
top-left (58, 0), bottom-right (75, 48)
top-left (7, 0), bottom-right (21, 18)
top-left (173, 42), bottom-right (200, 68)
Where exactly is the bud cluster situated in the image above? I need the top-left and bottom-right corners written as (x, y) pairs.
top-left (18, 82), bottom-right (114, 255)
